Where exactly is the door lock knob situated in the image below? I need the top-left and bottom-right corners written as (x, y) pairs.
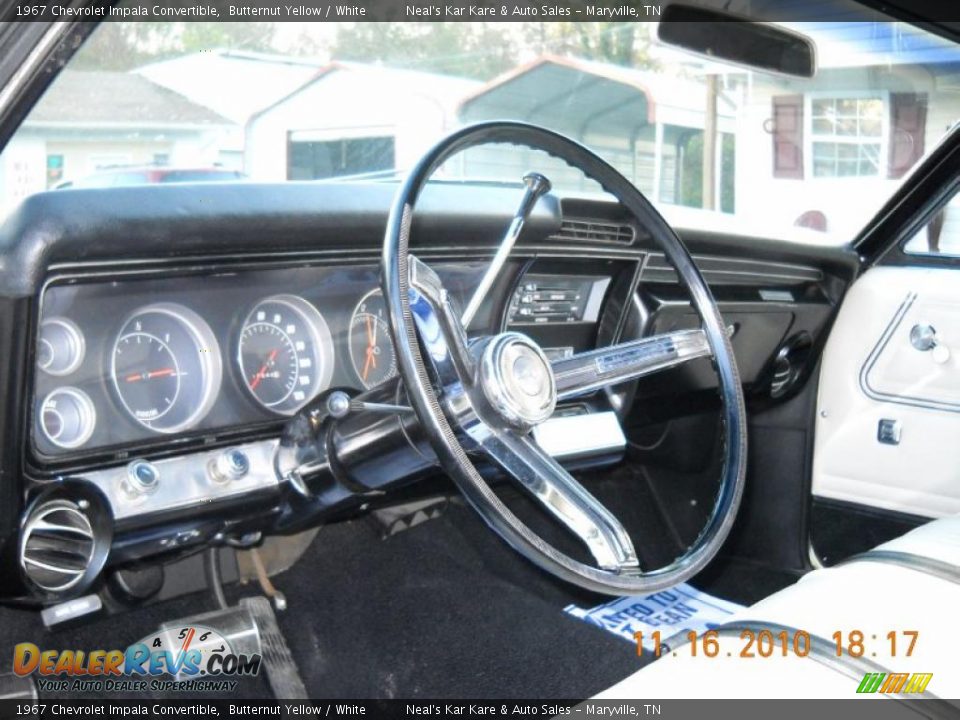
top-left (910, 323), bottom-right (937, 351)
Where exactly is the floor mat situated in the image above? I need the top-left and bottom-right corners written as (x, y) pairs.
top-left (564, 583), bottom-right (744, 650)
top-left (270, 501), bottom-right (645, 699)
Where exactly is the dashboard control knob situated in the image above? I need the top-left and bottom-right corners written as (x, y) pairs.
top-left (208, 448), bottom-right (250, 484)
top-left (125, 460), bottom-right (160, 496)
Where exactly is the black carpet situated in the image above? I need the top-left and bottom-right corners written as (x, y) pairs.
top-left (270, 501), bottom-right (643, 699)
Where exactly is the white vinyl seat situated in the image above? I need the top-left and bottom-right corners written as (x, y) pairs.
top-left (871, 514), bottom-right (960, 567)
top-left (598, 515), bottom-right (960, 700)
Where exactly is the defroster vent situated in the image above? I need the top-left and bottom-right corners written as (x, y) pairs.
top-left (554, 219), bottom-right (635, 245)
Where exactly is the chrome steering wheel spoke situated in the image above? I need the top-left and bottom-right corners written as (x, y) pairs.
top-left (407, 254), bottom-right (475, 387)
top-left (553, 328), bottom-right (713, 401)
top-left (406, 249), bottom-right (641, 574)
top-left (464, 421), bottom-right (639, 572)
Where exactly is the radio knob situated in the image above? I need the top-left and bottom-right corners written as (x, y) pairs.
top-left (208, 448), bottom-right (249, 484)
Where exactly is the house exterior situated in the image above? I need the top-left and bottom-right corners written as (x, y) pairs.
top-left (244, 63), bottom-right (479, 182)
top-left (136, 50), bottom-right (324, 169)
top-left (733, 22), bottom-right (960, 241)
top-left (0, 70), bottom-right (232, 217)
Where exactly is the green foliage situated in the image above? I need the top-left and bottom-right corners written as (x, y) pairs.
top-left (675, 131), bottom-right (736, 212)
top-left (69, 21), bottom-right (656, 80)
top-left (70, 22), bottom-right (277, 70)
top-left (521, 22), bottom-right (657, 68)
top-left (326, 22), bottom-right (656, 78)
top-left (326, 23), bottom-right (518, 79)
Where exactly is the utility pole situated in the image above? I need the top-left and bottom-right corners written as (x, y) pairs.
top-left (702, 73), bottom-right (717, 211)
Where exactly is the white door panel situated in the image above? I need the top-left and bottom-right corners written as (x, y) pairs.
top-left (813, 266), bottom-right (960, 518)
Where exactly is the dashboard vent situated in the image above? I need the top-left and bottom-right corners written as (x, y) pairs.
top-left (554, 219), bottom-right (635, 245)
top-left (770, 354), bottom-right (794, 398)
top-left (20, 499), bottom-right (95, 593)
top-left (769, 333), bottom-right (813, 399)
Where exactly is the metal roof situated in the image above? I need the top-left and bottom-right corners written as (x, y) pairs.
top-left (136, 50), bottom-right (323, 124)
top-left (459, 55), bottom-right (734, 136)
top-left (26, 70), bottom-right (231, 128)
top-left (249, 61), bottom-right (479, 123)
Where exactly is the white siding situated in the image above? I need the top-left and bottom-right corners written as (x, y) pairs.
top-left (246, 69), bottom-right (474, 182)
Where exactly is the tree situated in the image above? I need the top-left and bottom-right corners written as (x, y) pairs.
top-left (70, 22), bottom-right (278, 71)
top-left (326, 23), bottom-right (519, 79)
top-left (522, 22), bottom-right (657, 68)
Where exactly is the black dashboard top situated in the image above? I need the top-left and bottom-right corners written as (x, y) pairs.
top-left (0, 181), bottom-right (861, 299)
top-left (0, 181), bottom-right (564, 298)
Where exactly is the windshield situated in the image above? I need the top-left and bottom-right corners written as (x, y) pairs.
top-left (3, 15), bottom-right (960, 246)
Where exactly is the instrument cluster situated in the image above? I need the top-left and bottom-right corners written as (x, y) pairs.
top-left (32, 261), bottom-right (484, 460)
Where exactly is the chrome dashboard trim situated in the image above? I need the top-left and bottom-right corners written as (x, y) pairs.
top-left (643, 252), bottom-right (824, 285)
top-left (82, 439), bottom-right (280, 521)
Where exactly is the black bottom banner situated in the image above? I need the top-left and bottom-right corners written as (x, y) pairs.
top-left (1, 699), bottom-right (959, 720)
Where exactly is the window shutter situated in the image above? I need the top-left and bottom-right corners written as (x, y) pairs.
top-left (888, 92), bottom-right (928, 179)
top-left (772, 95), bottom-right (804, 179)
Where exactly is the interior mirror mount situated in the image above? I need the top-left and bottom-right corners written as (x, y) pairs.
top-left (658, 4), bottom-right (817, 78)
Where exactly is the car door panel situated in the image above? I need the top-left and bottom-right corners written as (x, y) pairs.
top-left (813, 266), bottom-right (960, 518)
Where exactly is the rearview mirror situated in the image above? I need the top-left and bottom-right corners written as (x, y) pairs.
top-left (658, 4), bottom-right (817, 78)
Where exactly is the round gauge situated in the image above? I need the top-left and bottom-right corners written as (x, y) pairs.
top-left (237, 294), bottom-right (334, 415)
top-left (111, 303), bottom-right (222, 434)
top-left (39, 387), bottom-right (96, 449)
top-left (38, 317), bottom-right (85, 376)
top-left (348, 289), bottom-right (398, 389)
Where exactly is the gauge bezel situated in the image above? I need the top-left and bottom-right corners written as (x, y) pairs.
top-left (38, 317), bottom-right (86, 377)
top-left (236, 294), bottom-right (335, 415)
top-left (110, 303), bottom-right (222, 434)
top-left (348, 288), bottom-right (399, 390)
top-left (39, 386), bottom-right (97, 449)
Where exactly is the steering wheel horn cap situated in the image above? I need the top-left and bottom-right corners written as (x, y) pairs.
top-left (479, 333), bottom-right (556, 429)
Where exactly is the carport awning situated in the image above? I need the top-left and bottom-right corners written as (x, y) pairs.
top-left (458, 55), bottom-right (657, 141)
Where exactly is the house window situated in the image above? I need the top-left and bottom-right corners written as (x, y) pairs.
top-left (288, 136), bottom-right (395, 180)
top-left (809, 96), bottom-right (884, 177)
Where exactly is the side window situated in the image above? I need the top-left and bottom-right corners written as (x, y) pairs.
top-left (904, 191), bottom-right (960, 256)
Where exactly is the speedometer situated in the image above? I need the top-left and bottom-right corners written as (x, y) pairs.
top-left (237, 295), bottom-right (334, 415)
top-left (111, 304), bottom-right (221, 434)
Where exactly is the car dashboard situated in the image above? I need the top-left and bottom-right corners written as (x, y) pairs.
top-left (0, 180), bottom-right (858, 603)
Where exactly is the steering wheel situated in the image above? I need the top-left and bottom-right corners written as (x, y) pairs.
top-left (382, 121), bottom-right (746, 595)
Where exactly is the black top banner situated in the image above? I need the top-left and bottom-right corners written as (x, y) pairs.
top-left (6, 0), bottom-right (668, 22)
top-left (7, 0), bottom-right (960, 23)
